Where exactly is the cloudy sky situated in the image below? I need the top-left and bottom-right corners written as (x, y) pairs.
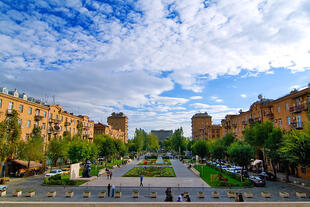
top-left (1, 0), bottom-right (310, 138)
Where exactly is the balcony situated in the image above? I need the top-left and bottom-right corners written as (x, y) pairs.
top-left (64, 121), bottom-right (71, 126)
top-left (7, 109), bottom-right (13, 116)
top-left (48, 118), bottom-right (55, 123)
top-left (265, 111), bottom-right (274, 119)
top-left (35, 115), bottom-right (43, 121)
top-left (289, 103), bottom-right (308, 113)
top-left (54, 119), bottom-right (62, 124)
top-left (47, 128), bottom-right (54, 134)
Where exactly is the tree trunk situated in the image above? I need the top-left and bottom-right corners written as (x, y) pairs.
top-left (285, 166), bottom-right (290, 182)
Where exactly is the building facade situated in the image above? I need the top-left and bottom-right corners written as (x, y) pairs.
top-left (94, 122), bottom-right (125, 142)
top-left (107, 112), bottom-right (128, 143)
top-left (221, 85), bottom-right (310, 139)
top-left (150, 129), bottom-right (173, 142)
top-left (191, 112), bottom-right (223, 140)
top-left (0, 87), bottom-right (94, 146)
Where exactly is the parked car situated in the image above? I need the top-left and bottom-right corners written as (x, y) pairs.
top-left (259, 171), bottom-right (276, 181)
top-left (44, 169), bottom-right (63, 177)
top-left (61, 168), bottom-right (70, 175)
top-left (249, 176), bottom-right (266, 187)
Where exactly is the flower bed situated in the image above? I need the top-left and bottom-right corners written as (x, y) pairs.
top-left (123, 167), bottom-right (176, 177)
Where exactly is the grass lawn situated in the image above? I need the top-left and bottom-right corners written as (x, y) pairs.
top-left (43, 174), bottom-right (86, 186)
top-left (137, 159), bottom-right (172, 166)
top-left (194, 165), bottom-right (251, 187)
top-left (61, 174), bottom-right (87, 186)
top-left (79, 165), bottom-right (105, 176)
top-left (123, 167), bottom-right (176, 177)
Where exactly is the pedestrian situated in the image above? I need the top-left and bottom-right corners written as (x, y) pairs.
top-left (238, 193), bottom-right (244, 202)
top-left (110, 171), bottom-right (112, 180)
top-left (140, 175), bottom-right (143, 187)
top-left (107, 183), bottom-right (111, 197)
top-left (177, 194), bottom-right (183, 202)
top-left (185, 194), bottom-right (191, 202)
top-left (111, 184), bottom-right (115, 197)
top-left (235, 193), bottom-right (239, 202)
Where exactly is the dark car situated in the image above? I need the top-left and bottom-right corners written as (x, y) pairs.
top-left (249, 176), bottom-right (266, 187)
top-left (259, 171), bottom-right (276, 181)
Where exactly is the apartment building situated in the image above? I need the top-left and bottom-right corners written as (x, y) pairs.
top-left (94, 122), bottom-right (125, 142)
top-left (0, 87), bottom-right (94, 144)
top-left (221, 85), bottom-right (310, 139)
top-left (107, 112), bottom-right (128, 143)
top-left (150, 129), bottom-right (173, 142)
top-left (191, 112), bottom-right (223, 140)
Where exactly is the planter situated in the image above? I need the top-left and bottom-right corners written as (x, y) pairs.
top-left (98, 191), bottom-right (106, 198)
top-left (227, 191), bottom-right (235, 198)
top-left (279, 192), bottom-right (289, 198)
top-left (25, 191), bottom-right (35, 197)
top-left (243, 192), bottom-right (253, 198)
top-left (0, 191), bottom-right (6, 197)
top-left (13, 191), bottom-right (22, 197)
top-left (83, 191), bottom-right (91, 198)
top-left (261, 192), bottom-right (271, 198)
top-left (115, 191), bottom-right (121, 198)
top-left (132, 191), bottom-right (139, 198)
top-left (197, 192), bottom-right (204, 198)
top-left (65, 191), bottom-right (74, 198)
top-left (47, 191), bottom-right (56, 197)
top-left (212, 192), bottom-right (219, 198)
top-left (150, 192), bottom-right (157, 198)
top-left (296, 192), bottom-right (307, 198)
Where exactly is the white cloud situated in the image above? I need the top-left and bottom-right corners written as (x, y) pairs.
top-left (190, 96), bottom-right (203, 100)
top-left (289, 85), bottom-right (300, 91)
top-left (211, 96), bottom-right (223, 103)
top-left (241, 94), bottom-right (247, 98)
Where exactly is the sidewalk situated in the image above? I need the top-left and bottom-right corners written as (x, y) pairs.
top-left (275, 172), bottom-right (310, 190)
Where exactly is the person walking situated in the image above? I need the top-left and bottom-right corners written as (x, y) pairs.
top-left (140, 175), bottom-right (143, 187)
top-left (235, 193), bottom-right (239, 202)
top-left (185, 194), bottom-right (191, 202)
top-left (238, 193), bottom-right (244, 202)
top-left (111, 184), bottom-right (115, 197)
top-left (107, 183), bottom-right (111, 197)
top-left (110, 171), bottom-right (112, 180)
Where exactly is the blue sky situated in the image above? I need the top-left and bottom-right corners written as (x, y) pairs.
top-left (1, 0), bottom-right (310, 137)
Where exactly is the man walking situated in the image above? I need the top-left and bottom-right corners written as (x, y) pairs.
top-left (107, 183), bottom-right (111, 197)
top-left (110, 171), bottom-right (112, 180)
top-left (140, 175), bottom-right (143, 187)
top-left (111, 184), bottom-right (115, 197)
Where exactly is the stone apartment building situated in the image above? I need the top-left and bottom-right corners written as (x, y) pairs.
top-left (150, 129), bottom-right (173, 142)
top-left (0, 87), bottom-right (94, 145)
top-left (221, 85), bottom-right (310, 139)
top-left (94, 112), bottom-right (128, 143)
top-left (191, 112), bottom-right (223, 140)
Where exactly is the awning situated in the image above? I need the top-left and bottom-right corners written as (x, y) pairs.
top-left (11, 160), bottom-right (42, 168)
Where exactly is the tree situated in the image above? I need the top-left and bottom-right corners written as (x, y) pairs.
top-left (146, 133), bottom-right (159, 152)
top-left (227, 142), bottom-right (254, 181)
top-left (210, 139), bottom-right (226, 161)
top-left (6, 110), bottom-right (22, 159)
top-left (114, 139), bottom-right (127, 157)
top-left (68, 139), bottom-right (97, 163)
top-left (47, 137), bottom-right (69, 166)
top-left (221, 133), bottom-right (235, 147)
top-left (279, 123), bottom-right (310, 182)
top-left (133, 129), bottom-right (145, 153)
top-left (0, 121), bottom-right (8, 162)
top-left (170, 128), bottom-right (187, 154)
top-left (264, 127), bottom-right (283, 178)
top-left (191, 140), bottom-right (209, 159)
top-left (96, 135), bottom-right (117, 161)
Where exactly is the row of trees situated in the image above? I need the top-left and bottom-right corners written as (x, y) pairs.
top-left (128, 129), bottom-right (160, 153)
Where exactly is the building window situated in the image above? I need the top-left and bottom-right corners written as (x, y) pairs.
top-left (297, 114), bottom-right (302, 128)
top-left (35, 109), bottom-right (40, 116)
top-left (27, 120), bottom-right (31, 128)
top-left (28, 107), bottom-right (32, 115)
top-left (0, 98), bottom-right (2, 108)
top-left (73, 128), bottom-right (75, 133)
top-left (285, 102), bottom-right (289, 111)
top-left (18, 119), bottom-right (22, 127)
top-left (56, 115), bottom-right (58, 120)
top-left (35, 121), bottom-right (39, 127)
top-left (42, 123), bottom-right (46, 130)
top-left (50, 113), bottom-right (53, 118)
top-left (287, 117), bottom-right (291, 126)
top-left (277, 105), bottom-right (281, 113)
top-left (279, 119), bottom-right (282, 127)
top-left (19, 104), bottom-right (23, 113)
top-left (43, 111), bottom-right (46, 118)
top-left (69, 128), bottom-right (71, 132)
top-left (8, 101), bottom-right (13, 110)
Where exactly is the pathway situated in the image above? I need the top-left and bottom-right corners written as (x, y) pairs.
top-left (84, 159), bottom-right (209, 187)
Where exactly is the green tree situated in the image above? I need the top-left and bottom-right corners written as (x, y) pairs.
top-left (6, 110), bottom-right (22, 159)
top-left (171, 128), bottom-right (187, 155)
top-left (264, 127), bottom-right (283, 178)
top-left (147, 133), bottom-right (159, 152)
top-left (210, 139), bottom-right (226, 161)
top-left (133, 128), bottom-right (145, 153)
top-left (114, 139), bottom-right (127, 157)
top-left (227, 142), bottom-right (254, 181)
top-left (221, 133), bottom-right (235, 147)
top-left (0, 121), bottom-right (8, 161)
top-left (47, 137), bottom-right (69, 166)
top-left (191, 139), bottom-right (209, 159)
top-left (95, 135), bottom-right (117, 161)
top-left (68, 139), bottom-right (97, 163)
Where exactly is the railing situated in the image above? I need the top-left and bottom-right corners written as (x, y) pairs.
top-left (48, 118), bottom-right (55, 123)
top-left (7, 109), bottom-right (13, 115)
top-left (265, 111), bottom-right (274, 119)
top-left (35, 115), bottom-right (43, 121)
top-left (289, 103), bottom-right (308, 113)
top-left (64, 121), bottom-right (71, 126)
top-left (54, 119), bottom-right (62, 124)
top-left (291, 122), bottom-right (303, 129)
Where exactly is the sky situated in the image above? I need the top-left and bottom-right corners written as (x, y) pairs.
top-left (0, 0), bottom-right (310, 138)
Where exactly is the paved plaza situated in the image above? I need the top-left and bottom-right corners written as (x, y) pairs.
top-left (83, 159), bottom-right (208, 188)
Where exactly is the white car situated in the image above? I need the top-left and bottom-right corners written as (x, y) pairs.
top-left (44, 169), bottom-right (63, 177)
